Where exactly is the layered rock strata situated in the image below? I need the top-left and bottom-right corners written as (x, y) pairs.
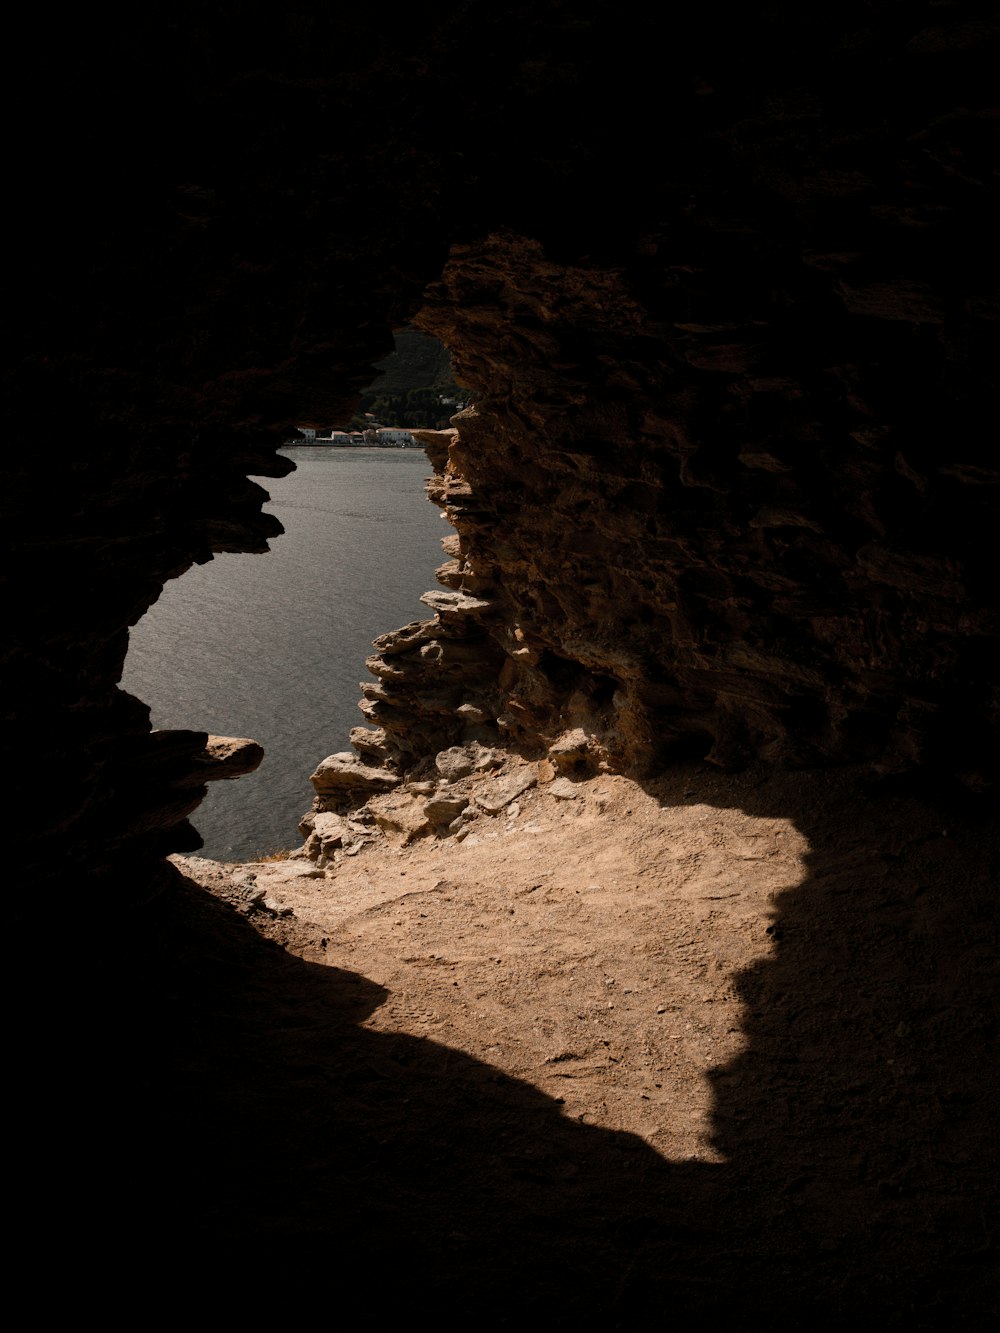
top-left (414, 223), bottom-right (1000, 786)
top-left (307, 183), bottom-right (1000, 862)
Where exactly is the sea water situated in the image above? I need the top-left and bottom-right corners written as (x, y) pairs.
top-left (121, 446), bottom-right (445, 860)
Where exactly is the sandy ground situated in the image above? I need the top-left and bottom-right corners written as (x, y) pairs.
top-left (147, 757), bottom-right (996, 1323)
top-left (179, 765), bottom-right (810, 1164)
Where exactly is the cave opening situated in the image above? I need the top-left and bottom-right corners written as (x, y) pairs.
top-left (7, 4), bottom-right (998, 1319)
top-left (121, 331), bottom-right (464, 861)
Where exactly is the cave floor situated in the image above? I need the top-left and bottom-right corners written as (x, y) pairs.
top-left (147, 759), bottom-right (997, 1323)
top-left (181, 764), bottom-right (815, 1166)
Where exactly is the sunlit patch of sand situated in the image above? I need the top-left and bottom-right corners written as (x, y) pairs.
top-left (200, 769), bottom-right (810, 1165)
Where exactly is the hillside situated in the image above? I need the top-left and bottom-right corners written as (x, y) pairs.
top-left (351, 327), bottom-right (469, 429)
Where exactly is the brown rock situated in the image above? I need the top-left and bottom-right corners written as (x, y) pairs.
top-left (196, 736), bottom-right (265, 781)
top-left (423, 793), bottom-right (470, 826)
top-left (419, 590), bottom-right (493, 623)
top-left (435, 743), bottom-right (497, 781)
top-left (475, 767), bottom-right (539, 815)
top-left (310, 753), bottom-right (401, 796)
top-left (548, 729), bottom-right (593, 774)
top-left (371, 793), bottom-right (429, 846)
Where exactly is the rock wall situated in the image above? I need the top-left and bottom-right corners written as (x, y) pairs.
top-left (420, 195), bottom-right (999, 784)
top-left (325, 157), bottom-right (1000, 821)
top-left (5, 2), bottom-right (999, 890)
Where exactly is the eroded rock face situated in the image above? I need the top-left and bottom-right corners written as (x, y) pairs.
top-left (409, 219), bottom-right (1000, 784)
top-left (6, 3), bottom-right (999, 888)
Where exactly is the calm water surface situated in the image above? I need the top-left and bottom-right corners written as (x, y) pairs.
top-left (122, 447), bottom-right (445, 859)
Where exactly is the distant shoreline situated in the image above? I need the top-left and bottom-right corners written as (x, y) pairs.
top-left (282, 440), bottom-right (425, 450)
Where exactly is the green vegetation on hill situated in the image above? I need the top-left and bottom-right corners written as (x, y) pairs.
top-left (350, 328), bottom-right (470, 429)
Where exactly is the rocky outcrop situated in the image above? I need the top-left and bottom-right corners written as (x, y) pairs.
top-left (413, 219), bottom-right (999, 786)
top-left (307, 197), bottom-right (1000, 852)
top-left (310, 752), bottom-right (402, 800)
top-left (7, 3), bottom-right (999, 884)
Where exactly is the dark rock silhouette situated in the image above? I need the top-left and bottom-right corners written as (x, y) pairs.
top-left (4, 2), bottom-right (997, 1320)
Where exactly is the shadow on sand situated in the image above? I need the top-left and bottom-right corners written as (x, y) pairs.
top-left (92, 767), bottom-right (996, 1324)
